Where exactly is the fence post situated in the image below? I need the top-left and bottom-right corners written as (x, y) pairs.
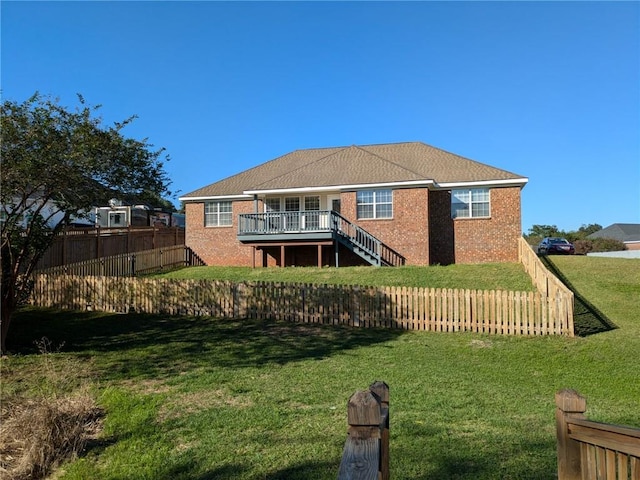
top-left (370, 381), bottom-right (390, 480)
top-left (338, 381), bottom-right (389, 480)
top-left (130, 253), bottom-right (136, 277)
top-left (556, 389), bottom-right (586, 480)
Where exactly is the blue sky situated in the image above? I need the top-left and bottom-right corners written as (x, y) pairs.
top-left (2, 1), bottom-right (639, 233)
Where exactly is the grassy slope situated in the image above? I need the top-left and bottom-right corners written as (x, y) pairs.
top-left (4, 258), bottom-right (639, 479)
top-left (154, 264), bottom-right (536, 291)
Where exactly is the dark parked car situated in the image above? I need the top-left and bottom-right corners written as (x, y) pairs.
top-left (537, 237), bottom-right (575, 255)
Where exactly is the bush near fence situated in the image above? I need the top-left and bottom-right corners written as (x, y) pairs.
top-left (31, 275), bottom-right (574, 336)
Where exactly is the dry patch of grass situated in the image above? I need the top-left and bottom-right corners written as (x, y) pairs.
top-left (0, 391), bottom-right (103, 480)
top-left (0, 338), bottom-right (103, 480)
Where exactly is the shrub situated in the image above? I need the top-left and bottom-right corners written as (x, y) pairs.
top-left (573, 238), bottom-right (626, 255)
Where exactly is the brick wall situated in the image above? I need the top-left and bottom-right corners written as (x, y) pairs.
top-left (452, 186), bottom-right (522, 263)
top-left (185, 200), bottom-right (254, 266)
top-left (184, 185), bottom-right (523, 267)
top-left (341, 188), bottom-right (431, 265)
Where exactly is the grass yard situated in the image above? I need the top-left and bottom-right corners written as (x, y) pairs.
top-left (154, 263), bottom-right (536, 291)
top-left (2, 258), bottom-right (639, 479)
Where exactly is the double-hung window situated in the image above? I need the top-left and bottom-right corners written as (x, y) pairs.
top-left (451, 188), bottom-right (490, 219)
top-left (205, 201), bottom-right (232, 227)
top-left (356, 189), bottom-right (393, 219)
top-left (264, 198), bottom-right (281, 213)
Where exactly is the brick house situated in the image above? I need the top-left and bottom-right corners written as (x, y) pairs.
top-left (179, 142), bottom-right (528, 267)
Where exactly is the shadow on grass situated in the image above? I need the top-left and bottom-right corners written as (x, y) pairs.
top-left (396, 420), bottom-right (557, 480)
top-left (9, 308), bottom-right (405, 381)
top-left (539, 255), bottom-right (617, 337)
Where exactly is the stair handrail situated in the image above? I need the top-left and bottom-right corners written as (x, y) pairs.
top-left (330, 211), bottom-right (405, 266)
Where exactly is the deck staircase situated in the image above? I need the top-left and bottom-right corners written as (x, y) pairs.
top-left (238, 210), bottom-right (405, 267)
top-left (330, 212), bottom-right (405, 267)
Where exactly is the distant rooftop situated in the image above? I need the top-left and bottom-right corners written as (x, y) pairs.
top-left (587, 223), bottom-right (640, 243)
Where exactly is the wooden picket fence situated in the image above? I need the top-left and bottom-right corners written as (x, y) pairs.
top-left (519, 237), bottom-right (574, 301)
top-left (37, 245), bottom-right (205, 277)
top-left (30, 275), bottom-right (574, 335)
top-left (36, 226), bottom-right (185, 270)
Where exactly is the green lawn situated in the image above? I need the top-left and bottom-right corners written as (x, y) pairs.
top-left (154, 263), bottom-right (536, 291)
top-left (3, 258), bottom-right (639, 479)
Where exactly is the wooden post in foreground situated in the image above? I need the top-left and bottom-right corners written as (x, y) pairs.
top-left (337, 381), bottom-right (389, 480)
top-left (556, 389), bottom-right (587, 480)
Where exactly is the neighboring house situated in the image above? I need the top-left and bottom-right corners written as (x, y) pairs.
top-left (179, 142), bottom-right (528, 267)
top-left (587, 223), bottom-right (640, 251)
top-left (95, 199), bottom-right (185, 228)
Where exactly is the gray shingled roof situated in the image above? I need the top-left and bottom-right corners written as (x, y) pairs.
top-left (181, 142), bottom-right (527, 199)
top-left (587, 224), bottom-right (640, 243)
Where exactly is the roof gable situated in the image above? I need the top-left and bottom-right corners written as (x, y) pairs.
top-left (181, 141), bottom-right (527, 199)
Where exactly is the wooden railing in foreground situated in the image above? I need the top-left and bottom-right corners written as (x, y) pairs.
top-left (36, 245), bottom-right (205, 276)
top-left (338, 381), bottom-right (389, 480)
top-left (556, 389), bottom-right (640, 480)
top-left (31, 277), bottom-right (573, 335)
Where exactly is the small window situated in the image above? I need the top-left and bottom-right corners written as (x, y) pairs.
top-left (451, 188), bottom-right (490, 219)
top-left (285, 197), bottom-right (300, 212)
top-left (304, 196), bottom-right (320, 211)
top-left (357, 189), bottom-right (392, 219)
top-left (205, 201), bottom-right (232, 227)
top-left (264, 198), bottom-right (281, 213)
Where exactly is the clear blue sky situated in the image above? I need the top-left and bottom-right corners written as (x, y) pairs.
top-left (2, 1), bottom-right (639, 233)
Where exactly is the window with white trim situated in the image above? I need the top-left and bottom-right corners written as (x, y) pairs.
top-left (357, 189), bottom-right (393, 219)
top-left (304, 196), bottom-right (320, 211)
top-left (205, 201), bottom-right (232, 227)
top-left (284, 197), bottom-right (300, 212)
top-left (264, 197), bottom-right (281, 212)
top-left (451, 188), bottom-right (490, 218)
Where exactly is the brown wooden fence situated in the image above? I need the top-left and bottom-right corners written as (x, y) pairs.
top-left (519, 237), bottom-right (574, 301)
top-left (338, 381), bottom-right (390, 480)
top-left (37, 245), bottom-right (204, 277)
top-left (556, 389), bottom-right (640, 480)
top-left (30, 276), bottom-right (574, 335)
top-left (36, 226), bottom-right (185, 270)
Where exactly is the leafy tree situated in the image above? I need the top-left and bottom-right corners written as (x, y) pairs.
top-left (577, 223), bottom-right (602, 237)
top-left (526, 224), bottom-right (561, 238)
top-left (1, 93), bottom-right (171, 353)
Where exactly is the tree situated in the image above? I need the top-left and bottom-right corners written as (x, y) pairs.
top-left (1, 93), bottom-right (171, 353)
top-left (526, 224), bottom-right (561, 238)
top-left (577, 223), bottom-right (602, 237)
